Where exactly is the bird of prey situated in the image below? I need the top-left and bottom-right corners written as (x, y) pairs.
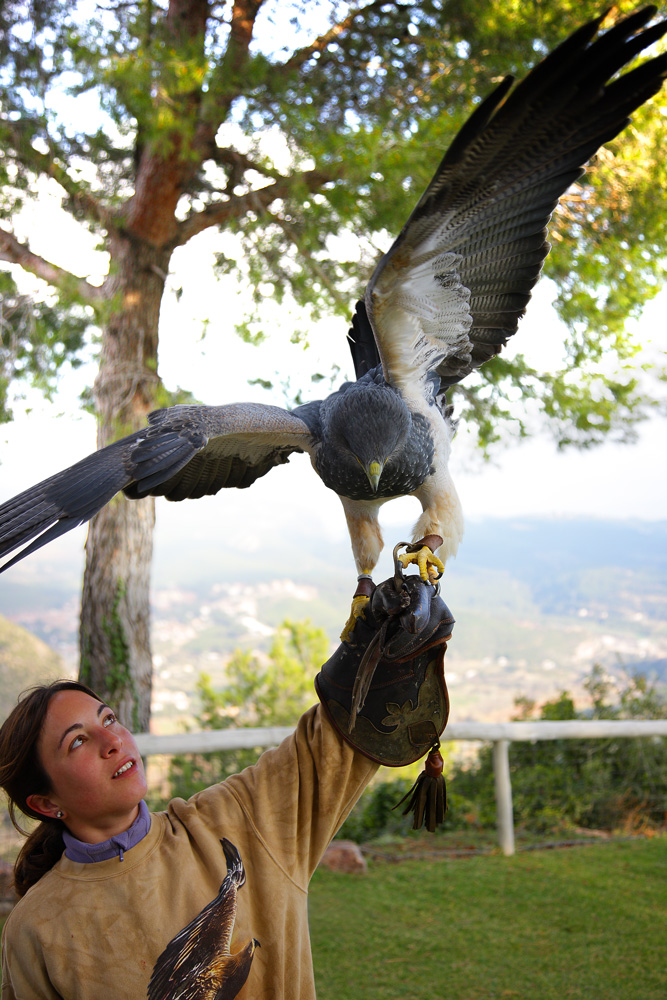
top-left (147, 838), bottom-right (259, 1000)
top-left (0, 8), bottom-right (666, 621)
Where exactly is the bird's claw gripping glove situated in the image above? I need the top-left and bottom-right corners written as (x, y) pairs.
top-left (397, 533), bottom-right (445, 583)
top-left (315, 546), bottom-right (455, 831)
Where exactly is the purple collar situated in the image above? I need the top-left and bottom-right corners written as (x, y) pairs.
top-left (62, 800), bottom-right (151, 863)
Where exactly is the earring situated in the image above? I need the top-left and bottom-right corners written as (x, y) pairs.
top-left (56, 810), bottom-right (64, 819)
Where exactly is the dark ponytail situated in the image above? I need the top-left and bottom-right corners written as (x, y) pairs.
top-left (0, 680), bottom-right (104, 897)
top-left (12, 822), bottom-right (66, 898)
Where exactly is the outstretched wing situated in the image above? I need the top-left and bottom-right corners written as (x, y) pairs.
top-left (362, 8), bottom-right (667, 394)
top-left (0, 402), bottom-right (312, 571)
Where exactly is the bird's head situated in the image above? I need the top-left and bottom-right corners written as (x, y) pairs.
top-left (322, 382), bottom-right (412, 495)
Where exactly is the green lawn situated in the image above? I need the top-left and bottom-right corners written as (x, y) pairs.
top-left (309, 838), bottom-right (667, 1000)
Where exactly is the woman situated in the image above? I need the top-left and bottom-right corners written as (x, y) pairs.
top-left (0, 679), bottom-right (377, 999)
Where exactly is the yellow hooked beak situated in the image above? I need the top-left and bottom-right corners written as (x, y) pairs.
top-left (366, 460), bottom-right (383, 493)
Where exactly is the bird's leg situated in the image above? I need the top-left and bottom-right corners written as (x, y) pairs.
top-left (405, 474), bottom-right (464, 582)
top-left (340, 498), bottom-right (384, 642)
top-left (398, 533), bottom-right (445, 583)
top-left (340, 574), bottom-right (375, 643)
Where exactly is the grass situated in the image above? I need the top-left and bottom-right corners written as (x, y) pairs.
top-left (308, 837), bottom-right (667, 1000)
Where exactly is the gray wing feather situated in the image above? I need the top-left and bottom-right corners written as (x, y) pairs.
top-left (124, 403), bottom-right (312, 500)
top-left (0, 402), bottom-right (312, 571)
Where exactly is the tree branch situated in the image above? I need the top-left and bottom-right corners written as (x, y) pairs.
top-left (2, 119), bottom-right (120, 233)
top-left (200, 0), bottom-right (266, 129)
top-left (0, 226), bottom-right (104, 307)
top-left (208, 145), bottom-right (284, 187)
top-left (172, 166), bottom-right (340, 246)
top-left (279, 0), bottom-right (393, 75)
top-left (265, 210), bottom-right (350, 311)
top-left (42, 158), bottom-right (119, 234)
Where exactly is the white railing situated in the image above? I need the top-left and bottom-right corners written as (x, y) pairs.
top-left (134, 719), bottom-right (667, 856)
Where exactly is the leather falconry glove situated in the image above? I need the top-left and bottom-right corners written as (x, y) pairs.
top-left (316, 541), bottom-right (455, 831)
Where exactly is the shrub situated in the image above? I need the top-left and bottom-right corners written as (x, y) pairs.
top-left (447, 667), bottom-right (667, 834)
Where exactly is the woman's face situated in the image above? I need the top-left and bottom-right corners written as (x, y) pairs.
top-left (28, 689), bottom-right (148, 844)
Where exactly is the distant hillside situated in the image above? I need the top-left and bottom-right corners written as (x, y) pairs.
top-left (455, 519), bottom-right (667, 621)
top-left (0, 517), bottom-right (665, 726)
top-left (0, 616), bottom-right (68, 721)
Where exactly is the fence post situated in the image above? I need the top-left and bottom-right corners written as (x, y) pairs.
top-left (493, 739), bottom-right (515, 856)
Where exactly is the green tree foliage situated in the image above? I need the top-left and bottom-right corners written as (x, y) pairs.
top-left (0, 272), bottom-right (90, 422)
top-left (165, 619), bottom-right (327, 801)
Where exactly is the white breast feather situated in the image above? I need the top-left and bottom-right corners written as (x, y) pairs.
top-left (371, 251), bottom-right (472, 396)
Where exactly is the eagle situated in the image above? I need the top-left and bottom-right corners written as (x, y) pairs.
top-left (0, 9), bottom-right (665, 626)
top-left (147, 838), bottom-right (259, 1000)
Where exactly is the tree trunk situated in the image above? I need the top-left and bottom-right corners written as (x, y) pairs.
top-left (79, 235), bottom-right (171, 731)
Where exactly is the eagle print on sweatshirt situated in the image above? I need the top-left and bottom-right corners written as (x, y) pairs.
top-left (147, 839), bottom-right (259, 1000)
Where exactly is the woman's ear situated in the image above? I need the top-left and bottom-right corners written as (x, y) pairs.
top-left (26, 793), bottom-right (64, 820)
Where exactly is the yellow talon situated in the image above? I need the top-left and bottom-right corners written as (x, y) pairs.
top-left (340, 594), bottom-right (370, 642)
top-left (398, 545), bottom-right (445, 583)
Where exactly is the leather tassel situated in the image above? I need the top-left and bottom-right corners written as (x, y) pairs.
top-left (394, 743), bottom-right (447, 832)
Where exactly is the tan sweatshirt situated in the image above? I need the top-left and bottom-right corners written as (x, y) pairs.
top-left (1, 705), bottom-right (377, 1000)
